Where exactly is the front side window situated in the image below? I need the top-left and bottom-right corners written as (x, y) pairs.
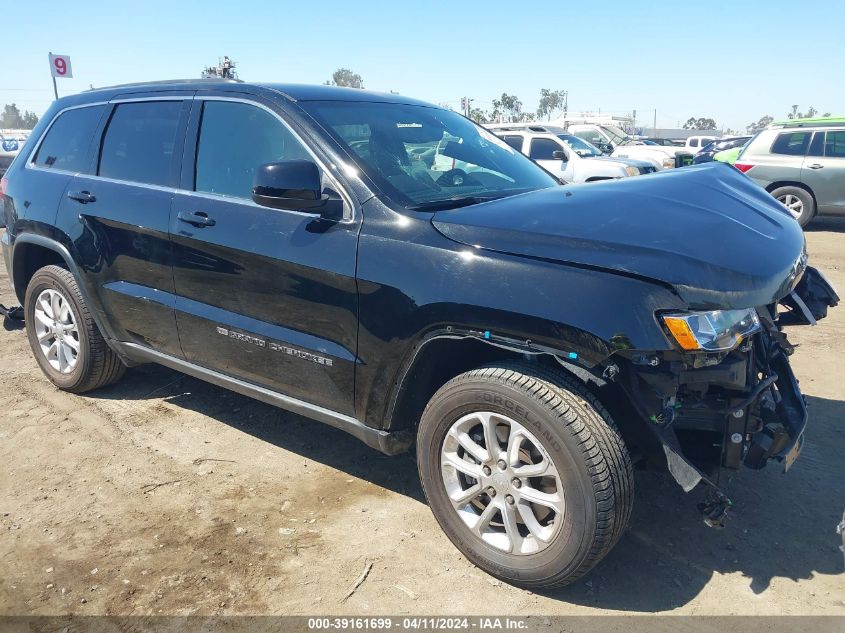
top-left (98, 101), bottom-right (183, 186)
top-left (771, 131), bottom-right (811, 156)
top-left (824, 131), bottom-right (845, 158)
top-left (33, 105), bottom-right (105, 172)
top-left (195, 100), bottom-right (310, 199)
top-left (529, 138), bottom-right (563, 160)
top-left (302, 101), bottom-right (557, 210)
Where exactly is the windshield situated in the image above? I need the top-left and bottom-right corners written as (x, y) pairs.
top-left (601, 125), bottom-right (632, 146)
top-left (556, 134), bottom-right (603, 157)
top-left (301, 101), bottom-right (558, 209)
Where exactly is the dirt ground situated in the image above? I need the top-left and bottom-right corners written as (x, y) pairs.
top-left (1, 221), bottom-right (843, 617)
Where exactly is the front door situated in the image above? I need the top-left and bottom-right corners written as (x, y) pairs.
top-left (802, 130), bottom-right (845, 213)
top-left (170, 96), bottom-right (360, 415)
top-left (529, 137), bottom-right (573, 180)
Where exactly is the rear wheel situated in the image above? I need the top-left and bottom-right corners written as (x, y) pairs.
top-left (771, 186), bottom-right (815, 227)
top-left (417, 362), bottom-right (633, 588)
top-left (24, 265), bottom-right (125, 393)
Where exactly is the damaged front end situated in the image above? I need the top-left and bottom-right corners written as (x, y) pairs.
top-left (609, 266), bottom-right (839, 527)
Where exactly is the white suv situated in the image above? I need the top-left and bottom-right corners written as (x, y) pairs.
top-left (488, 125), bottom-right (656, 182)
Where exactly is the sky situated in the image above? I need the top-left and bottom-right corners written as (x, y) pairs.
top-left (2, 0), bottom-right (842, 131)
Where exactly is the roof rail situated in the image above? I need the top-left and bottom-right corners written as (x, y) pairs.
top-left (85, 78), bottom-right (244, 92)
top-left (769, 116), bottom-right (845, 128)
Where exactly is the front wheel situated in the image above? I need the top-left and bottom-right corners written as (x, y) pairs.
top-left (417, 362), bottom-right (634, 588)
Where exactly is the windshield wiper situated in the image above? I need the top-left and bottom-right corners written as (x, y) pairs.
top-left (407, 194), bottom-right (513, 212)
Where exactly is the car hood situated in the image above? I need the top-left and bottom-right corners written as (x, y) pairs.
top-left (431, 163), bottom-right (807, 310)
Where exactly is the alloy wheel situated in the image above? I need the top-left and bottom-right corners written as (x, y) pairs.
top-left (777, 193), bottom-right (804, 220)
top-left (440, 411), bottom-right (565, 555)
top-left (32, 288), bottom-right (80, 374)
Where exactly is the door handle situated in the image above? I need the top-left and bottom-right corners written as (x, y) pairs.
top-left (807, 163), bottom-right (824, 169)
top-left (177, 210), bottom-right (216, 227)
top-left (67, 190), bottom-right (96, 204)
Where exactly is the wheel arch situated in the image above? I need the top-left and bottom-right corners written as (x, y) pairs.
top-left (11, 233), bottom-right (118, 344)
top-left (384, 327), bottom-right (612, 435)
top-left (765, 180), bottom-right (817, 204)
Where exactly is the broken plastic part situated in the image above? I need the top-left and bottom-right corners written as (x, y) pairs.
top-left (698, 491), bottom-right (733, 529)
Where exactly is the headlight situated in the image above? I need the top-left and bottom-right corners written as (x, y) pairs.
top-left (661, 308), bottom-right (760, 352)
top-left (662, 157), bottom-right (676, 169)
top-left (624, 166), bottom-right (639, 177)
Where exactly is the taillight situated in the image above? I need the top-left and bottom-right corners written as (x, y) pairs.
top-left (0, 175), bottom-right (7, 196)
top-left (734, 163), bottom-right (754, 173)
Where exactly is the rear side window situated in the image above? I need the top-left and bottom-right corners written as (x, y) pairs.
top-left (529, 138), bottom-right (562, 160)
top-left (98, 101), bottom-right (183, 186)
top-left (771, 132), bottom-right (811, 156)
top-left (500, 135), bottom-right (524, 151)
top-left (194, 100), bottom-right (310, 200)
top-left (824, 131), bottom-right (845, 158)
top-left (33, 105), bottom-right (105, 172)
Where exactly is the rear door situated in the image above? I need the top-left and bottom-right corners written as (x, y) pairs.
top-left (802, 130), bottom-right (845, 213)
top-left (54, 94), bottom-right (191, 355)
top-left (170, 94), bottom-right (360, 415)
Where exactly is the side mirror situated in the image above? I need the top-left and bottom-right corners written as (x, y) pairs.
top-left (252, 160), bottom-right (326, 212)
top-left (551, 150), bottom-right (568, 161)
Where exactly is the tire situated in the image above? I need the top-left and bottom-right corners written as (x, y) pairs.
top-left (417, 361), bottom-right (633, 588)
top-left (770, 186), bottom-right (815, 227)
top-left (24, 265), bottom-right (125, 393)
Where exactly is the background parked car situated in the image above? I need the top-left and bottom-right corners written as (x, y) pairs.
top-left (0, 129), bottom-right (31, 177)
top-left (734, 118), bottom-right (845, 226)
top-left (488, 125), bottom-right (655, 182)
top-left (684, 135), bottom-right (717, 153)
top-left (567, 124), bottom-right (694, 169)
top-left (712, 146), bottom-right (743, 165)
top-left (693, 136), bottom-right (751, 164)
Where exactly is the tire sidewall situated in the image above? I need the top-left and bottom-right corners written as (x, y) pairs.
top-left (24, 269), bottom-right (92, 391)
top-left (418, 379), bottom-right (597, 585)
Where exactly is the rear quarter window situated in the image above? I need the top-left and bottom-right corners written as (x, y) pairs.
top-left (33, 105), bottom-right (105, 172)
top-left (770, 131), bottom-right (812, 156)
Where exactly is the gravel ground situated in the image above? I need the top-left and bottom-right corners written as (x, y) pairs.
top-left (1, 221), bottom-right (843, 616)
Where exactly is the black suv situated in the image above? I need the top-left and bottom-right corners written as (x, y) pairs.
top-left (0, 80), bottom-right (838, 588)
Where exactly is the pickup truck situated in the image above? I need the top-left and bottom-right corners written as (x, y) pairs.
top-left (1, 80), bottom-right (837, 589)
top-left (569, 123), bottom-right (694, 170)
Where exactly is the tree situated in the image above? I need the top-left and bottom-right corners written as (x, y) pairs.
top-left (21, 111), bottom-right (39, 129)
top-left (536, 88), bottom-right (567, 121)
top-left (1, 103), bottom-right (23, 129)
top-left (683, 116), bottom-right (717, 130)
top-left (788, 105), bottom-right (818, 120)
top-left (468, 108), bottom-right (490, 124)
top-left (491, 93), bottom-right (523, 123)
top-left (747, 115), bottom-right (773, 133)
top-left (325, 68), bottom-right (364, 89)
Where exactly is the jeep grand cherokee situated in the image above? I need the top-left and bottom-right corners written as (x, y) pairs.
top-left (0, 80), bottom-right (838, 588)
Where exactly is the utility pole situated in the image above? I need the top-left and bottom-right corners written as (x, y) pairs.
top-left (653, 109), bottom-right (657, 134)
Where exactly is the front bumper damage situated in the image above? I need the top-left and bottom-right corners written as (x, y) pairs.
top-left (613, 266), bottom-right (838, 527)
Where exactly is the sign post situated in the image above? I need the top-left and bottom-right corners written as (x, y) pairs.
top-left (48, 52), bottom-right (73, 100)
